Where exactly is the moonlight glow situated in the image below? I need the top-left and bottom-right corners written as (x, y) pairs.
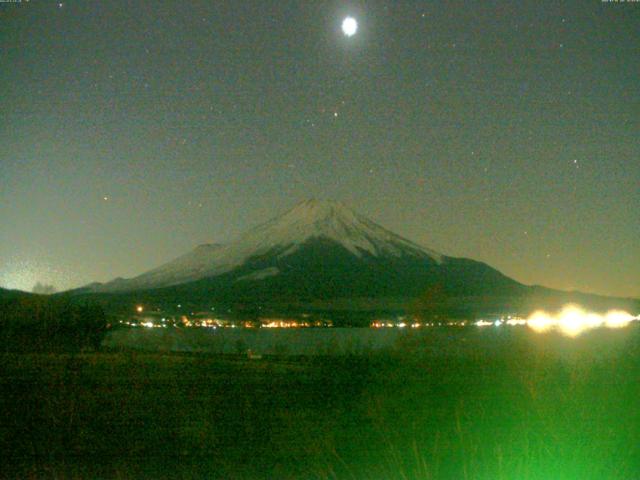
top-left (342, 17), bottom-right (358, 37)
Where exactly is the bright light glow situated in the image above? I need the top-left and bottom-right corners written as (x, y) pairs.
top-left (342, 17), bottom-right (358, 37)
top-left (604, 310), bottom-right (635, 329)
top-left (506, 319), bottom-right (527, 326)
top-left (558, 305), bottom-right (589, 337)
top-left (136, 305), bottom-right (143, 313)
top-left (527, 311), bottom-right (554, 333)
top-left (475, 320), bottom-right (492, 327)
top-left (526, 304), bottom-right (638, 337)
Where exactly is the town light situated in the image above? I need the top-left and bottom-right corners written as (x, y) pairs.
top-left (526, 305), bottom-right (638, 337)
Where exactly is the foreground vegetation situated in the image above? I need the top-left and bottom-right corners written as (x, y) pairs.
top-left (0, 295), bottom-right (107, 352)
top-left (1, 327), bottom-right (639, 479)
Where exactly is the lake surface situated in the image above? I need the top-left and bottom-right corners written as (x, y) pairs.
top-left (103, 324), bottom-right (639, 357)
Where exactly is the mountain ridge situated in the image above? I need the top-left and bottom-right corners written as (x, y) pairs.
top-left (69, 199), bottom-right (639, 317)
top-left (86, 199), bottom-right (445, 293)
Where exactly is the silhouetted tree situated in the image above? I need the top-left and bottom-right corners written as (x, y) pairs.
top-left (32, 282), bottom-right (57, 295)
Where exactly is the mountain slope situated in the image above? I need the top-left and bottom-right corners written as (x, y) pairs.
top-left (0, 287), bottom-right (34, 300)
top-left (88, 199), bottom-right (445, 293)
top-left (75, 199), bottom-right (638, 316)
top-left (160, 236), bottom-right (524, 306)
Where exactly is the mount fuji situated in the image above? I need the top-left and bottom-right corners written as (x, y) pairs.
top-left (75, 200), bottom-right (637, 317)
top-left (89, 199), bottom-right (449, 292)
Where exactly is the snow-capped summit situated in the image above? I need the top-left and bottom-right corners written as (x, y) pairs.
top-left (237, 199), bottom-right (443, 261)
top-left (87, 199), bottom-right (444, 292)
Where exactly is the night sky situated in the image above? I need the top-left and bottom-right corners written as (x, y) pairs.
top-left (1, 1), bottom-right (638, 297)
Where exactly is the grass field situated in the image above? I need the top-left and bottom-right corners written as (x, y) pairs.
top-left (1, 326), bottom-right (639, 479)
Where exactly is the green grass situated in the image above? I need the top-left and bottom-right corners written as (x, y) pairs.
top-left (1, 327), bottom-right (639, 479)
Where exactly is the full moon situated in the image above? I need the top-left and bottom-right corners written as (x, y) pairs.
top-left (342, 17), bottom-right (358, 37)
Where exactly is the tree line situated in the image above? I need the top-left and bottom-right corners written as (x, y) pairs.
top-left (0, 295), bottom-right (108, 352)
